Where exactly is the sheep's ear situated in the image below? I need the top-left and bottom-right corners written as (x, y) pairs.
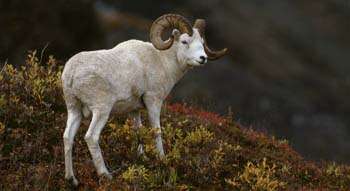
top-left (172, 29), bottom-right (181, 41)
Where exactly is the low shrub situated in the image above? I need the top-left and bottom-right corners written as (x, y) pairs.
top-left (0, 52), bottom-right (350, 190)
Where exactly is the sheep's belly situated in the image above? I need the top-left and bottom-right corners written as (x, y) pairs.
top-left (112, 97), bottom-right (144, 114)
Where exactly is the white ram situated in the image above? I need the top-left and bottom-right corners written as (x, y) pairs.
top-left (61, 14), bottom-right (227, 185)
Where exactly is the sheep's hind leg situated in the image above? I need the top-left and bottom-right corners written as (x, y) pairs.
top-left (130, 111), bottom-right (144, 155)
top-left (84, 107), bottom-right (112, 179)
top-left (63, 107), bottom-right (82, 186)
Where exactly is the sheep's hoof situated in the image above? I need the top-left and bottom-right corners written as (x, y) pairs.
top-left (158, 150), bottom-right (165, 159)
top-left (98, 172), bottom-right (113, 185)
top-left (66, 177), bottom-right (79, 187)
top-left (101, 172), bottom-right (113, 180)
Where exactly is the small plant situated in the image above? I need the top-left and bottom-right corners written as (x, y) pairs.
top-left (0, 122), bottom-right (5, 135)
top-left (0, 51), bottom-right (64, 131)
top-left (325, 162), bottom-right (342, 177)
top-left (281, 164), bottom-right (291, 174)
top-left (121, 165), bottom-right (150, 189)
top-left (183, 126), bottom-right (214, 146)
top-left (226, 158), bottom-right (286, 191)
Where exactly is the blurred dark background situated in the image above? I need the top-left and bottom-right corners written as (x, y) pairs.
top-left (1, 0), bottom-right (350, 163)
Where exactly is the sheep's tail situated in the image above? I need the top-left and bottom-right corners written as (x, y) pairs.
top-left (61, 67), bottom-right (72, 89)
top-left (62, 54), bottom-right (81, 88)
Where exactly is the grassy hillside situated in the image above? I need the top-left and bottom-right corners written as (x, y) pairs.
top-left (1, 52), bottom-right (350, 190)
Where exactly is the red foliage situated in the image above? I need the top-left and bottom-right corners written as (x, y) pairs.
top-left (166, 103), bottom-right (227, 126)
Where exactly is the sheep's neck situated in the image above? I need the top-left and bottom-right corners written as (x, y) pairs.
top-left (161, 47), bottom-right (190, 85)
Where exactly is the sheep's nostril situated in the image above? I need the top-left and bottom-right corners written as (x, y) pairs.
top-left (199, 56), bottom-right (207, 64)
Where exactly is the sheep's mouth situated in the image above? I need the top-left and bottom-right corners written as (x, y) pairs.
top-left (196, 60), bottom-right (206, 65)
top-left (187, 59), bottom-right (205, 66)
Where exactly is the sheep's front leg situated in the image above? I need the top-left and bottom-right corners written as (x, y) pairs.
top-left (129, 111), bottom-right (144, 155)
top-left (144, 96), bottom-right (165, 157)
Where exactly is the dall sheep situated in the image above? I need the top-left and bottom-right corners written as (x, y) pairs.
top-left (61, 14), bottom-right (227, 185)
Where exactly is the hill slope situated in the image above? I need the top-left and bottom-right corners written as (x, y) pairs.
top-left (1, 52), bottom-right (350, 190)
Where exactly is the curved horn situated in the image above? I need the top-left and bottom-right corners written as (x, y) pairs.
top-left (194, 19), bottom-right (228, 60)
top-left (193, 19), bottom-right (206, 37)
top-left (150, 14), bottom-right (193, 50)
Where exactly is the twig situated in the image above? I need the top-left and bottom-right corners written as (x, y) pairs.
top-left (0, 59), bottom-right (8, 74)
top-left (45, 157), bottom-right (55, 190)
top-left (39, 42), bottom-right (50, 65)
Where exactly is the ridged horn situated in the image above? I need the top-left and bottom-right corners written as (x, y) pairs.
top-left (150, 14), bottom-right (193, 50)
top-left (194, 19), bottom-right (228, 60)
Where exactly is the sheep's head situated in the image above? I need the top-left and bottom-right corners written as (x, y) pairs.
top-left (150, 14), bottom-right (228, 67)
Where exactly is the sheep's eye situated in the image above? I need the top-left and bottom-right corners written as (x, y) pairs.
top-left (181, 40), bottom-right (188, 45)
